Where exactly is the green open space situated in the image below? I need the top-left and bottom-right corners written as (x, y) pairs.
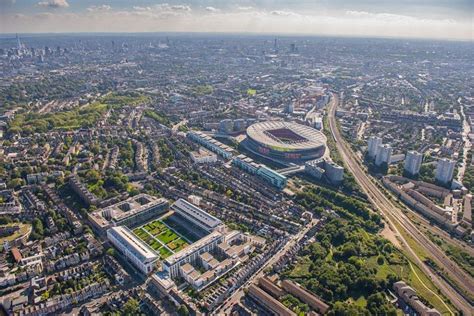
top-left (0, 223), bottom-right (31, 250)
top-left (284, 217), bottom-right (456, 315)
top-left (9, 102), bottom-right (107, 134)
top-left (133, 218), bottom-right (190, 260)
top-left (157, 230), bottom-right (179, 244)
top-left (162, 215), bottom-right (202, 243)
top-left (159, 247), bottom-right (173, 258)
top-left (247, 88), bottom-right (257, 96)
top-left (8, 92), bottom-right (150, 135)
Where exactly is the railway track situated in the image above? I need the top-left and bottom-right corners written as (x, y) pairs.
top-left (328, 92), bottom-right (473, 314)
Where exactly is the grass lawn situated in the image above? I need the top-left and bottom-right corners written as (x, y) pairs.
top-left (353, 296), bottom-right (367, 307)
top-left (133, 219), bottom-right (190, 260)
top-left (247, 89), bottom-right (257, 96)
top-left (0, 223), bottom-right (31, 247)
top-left (288, 256), bottom-right (312, 278)
top-left (392, 223), bottom-right (458, 314)
top-left (150, 240), bottom-right (162, 251)
top-left (157, 230), bottom-right (179, 244)
top-left (159, 247), bottom-right (173, 259)
top-left (143, 220), bottom-right (167, 236)
top-left (406, 261), bottom-right (455, 315)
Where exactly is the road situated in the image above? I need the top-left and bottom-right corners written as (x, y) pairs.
top-left (214, 219), bottom-right (319, 315)
top-left (327, 92), bottom-right (473, 315)
top-left (172, 119), bottom-right (188, 132)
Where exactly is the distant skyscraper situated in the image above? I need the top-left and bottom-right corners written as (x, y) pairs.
top-left (16, 33), bottom-right (22, 50)
top-left (219, 119), bottom-right (234, 134)
top-left (290, 43), bottom-right (297, 53)
top-left (375, 144), bottom-right (392, 166)
top-left (367, 136), bottom-right (382, 158)
top-left (286, 102), bottom-right (294, 114)
top-left (435, 158), bottom-right (455, 184)
top-left (404, 151), bottom-right (423, 176)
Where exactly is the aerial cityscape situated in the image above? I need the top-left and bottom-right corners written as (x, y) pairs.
top-left (0, 1), bottom-right (473, 316)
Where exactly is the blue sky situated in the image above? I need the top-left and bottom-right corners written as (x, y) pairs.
top-left (0, 0), bottom-right (472, 40)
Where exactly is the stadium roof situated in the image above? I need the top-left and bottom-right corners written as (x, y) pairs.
top-left (246, 121), bottom-right (326, 151)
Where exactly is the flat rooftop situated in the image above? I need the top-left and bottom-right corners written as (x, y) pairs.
top-left (164, 231), bottom-right (223, 266)
top-left (89, 194), bottom-right (168, 229)
top-left (172, 198), bottom-right (222, 230)
top-left (108, 226), bottom-right (159, 263)
top-left (190, 147), bottom-right (216, 159)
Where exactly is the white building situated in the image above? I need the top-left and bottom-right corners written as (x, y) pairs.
top-left (375, 144), bottom-right (392, 167)
top-left (325, 160), bottom-right (344, 183)
top-left (313, 117), bottom-right (323, 130)
top-left (404, 151), bottom-right (423, 176)
top-left (162, 231), bottom-right (223, 277)
top-left (88, 194), bottom-right (169, 232)
top-left (435, 158), bottom-right (455, 184)
top-left (107, 226), bottom-right (158, 274)
top-left (305, 158), bottom-right (344, 184)
top-left (190, 147), bottom-right (217, 164)
top-left (188, 195), bottom-right (202, 206)
top-left (305, 159), bottom-right (325, 180)
top-left (171, 198), bottom-right (222, 232)
top-left (367, 136), bottom-right (382, 158)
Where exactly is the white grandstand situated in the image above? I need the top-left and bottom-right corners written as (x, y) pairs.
top-left (171, 198), bottom-right (222, 232)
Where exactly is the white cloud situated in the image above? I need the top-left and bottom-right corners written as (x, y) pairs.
top-left (133, 6), bottom-right (152, 11)
top-left (345, 10), bottom-right (414, 21)
top-left (270, 10), bottom-right (299, 17)
top-left (87, 5), bottom-right (111, 12)
top-left (168, 4), bottom-right (191, 12)
top-left (205, 6), bottom-right (219, 12)
top-left (132, 4), bottom-right (192, 14)
top-left (37, 0), bottom-right (69, 8)
top-left (3, 6), bottom-right (472, 41)
top-left (237, 6), bottom-right (253, 11)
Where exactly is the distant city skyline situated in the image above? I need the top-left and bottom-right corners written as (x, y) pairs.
top-left (0, 0), bottom-right (472, 40)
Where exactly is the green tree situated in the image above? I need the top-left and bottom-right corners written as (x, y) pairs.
top-left (328, 302), bottom-right (368, 316)
top-left (123, 298), bottom-right (140, 316)
top-left (85, 169), bottom-right (101, 183)
top-left (31, 218), bottom-right (44, 239)
top-left (367, 292), bottom-right (397, 315)
top-left (177, 305), bottom-right (189, 316)
top-left (106, 248), bottom-right (116, 257)
top-left (7, 178), bottom-right (25, 189)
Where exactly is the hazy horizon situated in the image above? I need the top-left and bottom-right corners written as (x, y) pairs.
top-left (1, 0), bottom-right (472, 41)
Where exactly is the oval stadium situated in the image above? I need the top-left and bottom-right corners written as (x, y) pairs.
top-left (245, 121), bottom-right (327, 162)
